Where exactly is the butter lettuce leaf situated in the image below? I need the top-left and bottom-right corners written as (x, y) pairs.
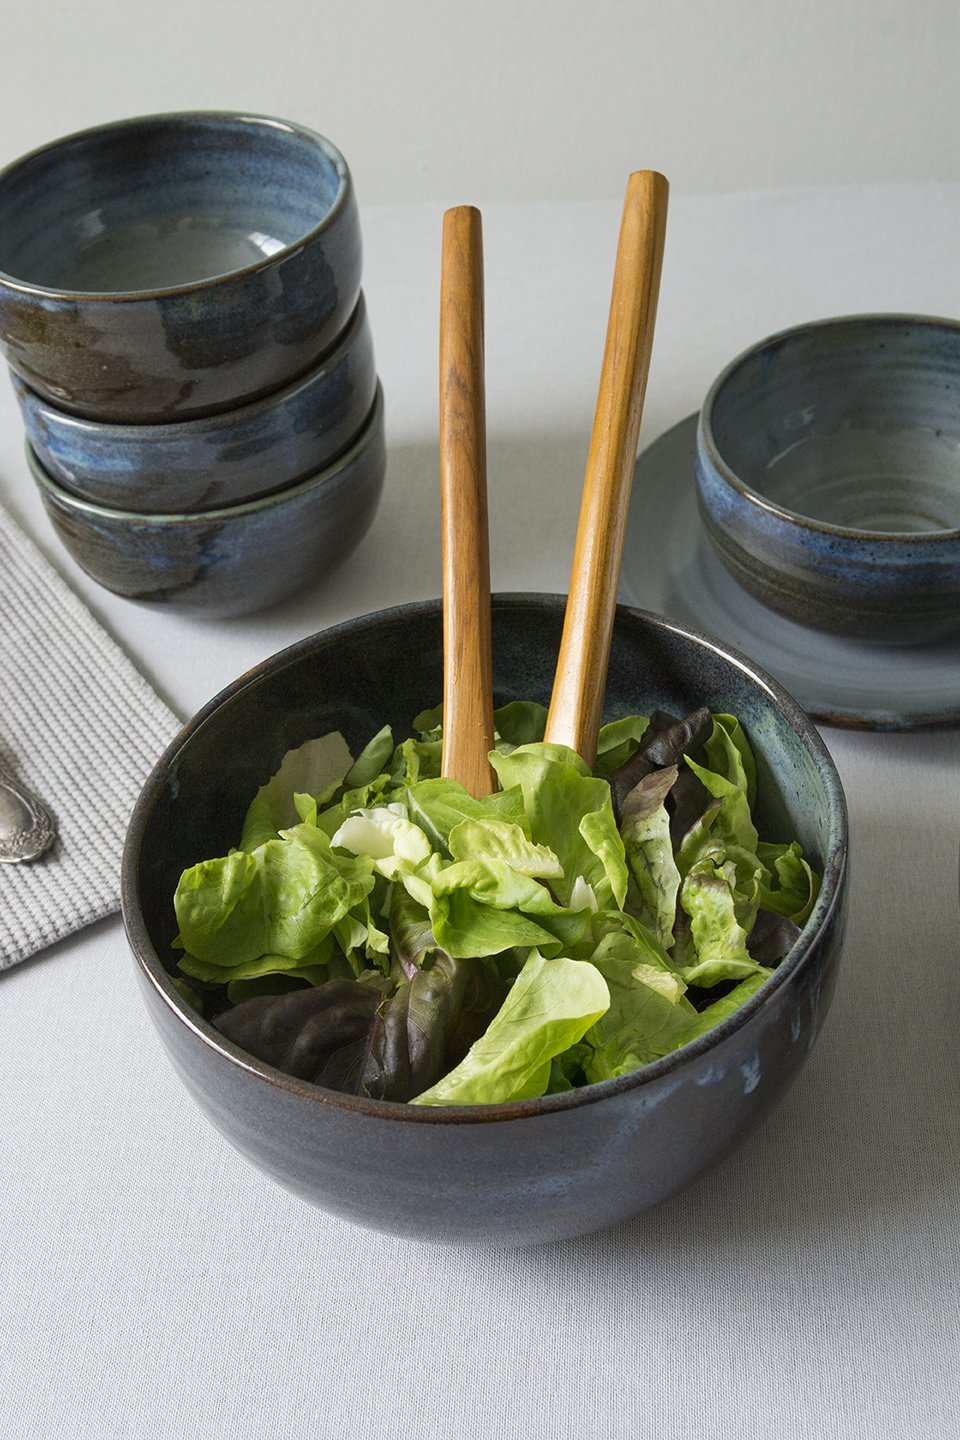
top-left (594, 714), bottom-right (650, 775)
top-left (412, 951), bottom-right (610, 1106)
top-left (406, 778), bottom-right (529, 851)
top-left (757, 840), bottom-right (819, 924)
top-left (681, 969), bottom-right (773, 1040)
top-left (491, 699), bottom-right (548, 749)
top-left (430, 890), bottom-right (565, 958)
top-left (240, 731), bottom-right (354, 852)
top-left (448, 817), bottom-right (562, 879)
top-left (174, 822), bottom-right (375, 968)
top-left (490, 743), bottom-right (628, 910)
top-left (704, 712), bottom-right (757, 808)
top-left (677, 859), bottom-right (766, 987)
top-left (580, 931), bottom-right (698, 1082)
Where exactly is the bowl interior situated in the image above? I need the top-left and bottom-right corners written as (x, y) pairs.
top-left (0, 113), bottom-right (345, 294)
top-left (707, 317), bottom-right (960, 535)
top-left (129, 599), bottom-right (844, 1009)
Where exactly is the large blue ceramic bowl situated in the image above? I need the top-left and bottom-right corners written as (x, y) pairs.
top-left (0, 112), bottom-right (362, 422)
top-left (29, 384), bottom-right (385, 618)
top-left (121, 597), bottom-right (848, 1246)
top-left (12, 293), bottom-right (376, 513)
top-left (696, 315), bottom-right (960, 643)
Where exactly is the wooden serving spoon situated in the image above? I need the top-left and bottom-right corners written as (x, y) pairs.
top-left (439, 205), bottom-right (496, 798)
top-left (544, 170), bottom-right (669, 765)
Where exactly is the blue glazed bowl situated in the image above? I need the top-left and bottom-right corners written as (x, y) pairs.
top-left (29, 384), bottom-right (385, 618)
top-left (121, 597), bottom-right (848, 1246)
top-left (0, 112), bottom-right (362, 422)
top-left (12, 293), bottom-right (376, 513)
top-left (696, 315), bottom-right (960, 643)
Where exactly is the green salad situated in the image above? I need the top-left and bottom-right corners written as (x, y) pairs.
top-left (171, 701), bottom-right (818, 1105)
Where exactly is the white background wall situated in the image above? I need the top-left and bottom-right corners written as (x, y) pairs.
top-left (2, 0), bottom-right (958, 203)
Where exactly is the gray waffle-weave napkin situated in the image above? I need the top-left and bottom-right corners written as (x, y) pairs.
top-left (0, 504), bottom-right (181, 968)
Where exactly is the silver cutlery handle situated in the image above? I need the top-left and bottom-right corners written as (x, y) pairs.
top-left (0, 763), bottom-right (57, 863)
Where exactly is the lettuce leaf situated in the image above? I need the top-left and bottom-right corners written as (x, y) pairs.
top-left (363, 952), bottom-right (508, 1101)
top-left (491, 699), bottom-right (548, 749)
top-left (490, 743), bottom-right (628, 910)
top-left (214, 980), bottom-right (382, 1088)
top-left (579, 931), bottom-right (698, 1081)
top-left (174, 823), bottom-right (375, 968)
top-left (240, 732), bottom-right (354, 852)
top-left (676, 859), bottom-right (766, 987)
top-left (619, 763), bottom-right (682, 949)
top-left (757, 840), bottom-right (819, 924)
top-left (607, 707), bottom-right (711, 817)
top-left (680, 969), bottom-right (773, 1040)
top-left (594, 714), bottom-right (650, 775)
top-left (412, 950), bottom-right (610, 1106)
top-left (406, 777), bottom-right (529, 851)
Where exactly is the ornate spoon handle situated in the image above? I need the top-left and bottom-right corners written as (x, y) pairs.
top-left (0, 763), bottom-right (57, 863)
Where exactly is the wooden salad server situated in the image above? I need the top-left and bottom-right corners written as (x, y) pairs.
top-left (439, 205), bottom-right (497, 798)
top-left (544, 170), bottom-right (669, 766)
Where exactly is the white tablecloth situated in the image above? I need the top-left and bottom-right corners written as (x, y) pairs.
top-left (1, 184), bottom-right (958, 1440)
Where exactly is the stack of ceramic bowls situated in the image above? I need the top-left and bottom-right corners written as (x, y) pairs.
top-left (0, 112), bottom-right (385, 618)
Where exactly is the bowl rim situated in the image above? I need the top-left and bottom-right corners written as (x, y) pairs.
top-left (698, 311), bottom-right (960, 545)
top-left (11, 291), bottom-right (371, 441)
top-left (27, 381), bottom-right (384, 521)
top-left (121, 595), bottom-right (849, 1127)
top-left (0, 110), bottom-right (354, 304)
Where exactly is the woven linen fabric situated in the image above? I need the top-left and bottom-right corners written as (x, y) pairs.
top-left (0, 504), bottom-right (181, 968)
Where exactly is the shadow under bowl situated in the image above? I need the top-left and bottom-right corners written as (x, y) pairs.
top-left (12, 292), bottom-right (376, 513)
top-left (29, 383), bottom-right (385, 618)
top-left (121, 596), bottom-right (848, 1246)
top-left (696, 314), bottom-right (960, 644)
top-left (0, 111), bottom-right (363, 422)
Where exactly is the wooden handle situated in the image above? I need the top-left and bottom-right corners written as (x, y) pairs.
top-left (544, 170), bottom-right (669, 764)
top-left (439, 206), bottom-right (496, 797)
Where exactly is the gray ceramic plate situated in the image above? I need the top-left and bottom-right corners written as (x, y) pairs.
top-left (620, 415), bottom-right (960, 730)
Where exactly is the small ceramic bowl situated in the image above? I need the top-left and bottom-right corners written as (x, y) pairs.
top-left (12, 293), bottom-right (376, 514)
top-left (29, 384), bottom-right (384, 618)
top-left (121, 597), bottom-right (848, 1247)
top-left (0, 112), bottom-right (362, 422)
top-left (696, 315), bottom-right (960, 643)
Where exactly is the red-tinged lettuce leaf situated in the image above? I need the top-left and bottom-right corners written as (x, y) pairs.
top-left (607, 707), bottom-right (712, 819)
top-left (362, 952), bottom-right (508, 1102)
top-left (214, 980), bottom-right (382, 1088)
top-left (620, 763), bottom-right (682, 948)
top-left (746, 908), bottom-right (803, 964)
top-left (667, 766), bottom-right (714, 850)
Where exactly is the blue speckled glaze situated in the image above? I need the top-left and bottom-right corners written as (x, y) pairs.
top-left (29, 384), bottom-right (385, 618)
top-left (121, 597), bottom-right (848, 1246)
top-left (12, 293), bottom-right (376, 513)
top-left (696, 315), bottom-right (960, 644)
top-left (0, 112), bottom-right (362, 422)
